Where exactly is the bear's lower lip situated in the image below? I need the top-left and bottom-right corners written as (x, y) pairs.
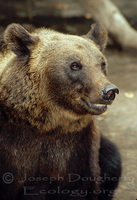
top-left (87, 102), bottom-right (107, 111)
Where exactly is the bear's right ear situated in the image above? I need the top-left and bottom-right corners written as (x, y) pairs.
top-left (84, 23), bottom-right (108, 52)
top-left (4, 23), bottom-right (39, 56)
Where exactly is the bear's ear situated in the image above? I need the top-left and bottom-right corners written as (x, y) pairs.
top-left (84, 23), bottom-right (108, 52)
top-left (4, 23), bottom-right (39, 56)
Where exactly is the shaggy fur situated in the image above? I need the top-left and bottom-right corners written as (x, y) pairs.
top-left (0, 23), bottom-right (121, 200)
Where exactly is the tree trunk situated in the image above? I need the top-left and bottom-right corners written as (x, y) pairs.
top-left (78, 0), bottom-right (137, 51)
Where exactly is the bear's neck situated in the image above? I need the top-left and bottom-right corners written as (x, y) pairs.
top-left (45, 108), bottom-right (95, 134)
top-left (0, 99), bottom-right (97, 136)
top-left (35, 107), bottom-right (96, 135)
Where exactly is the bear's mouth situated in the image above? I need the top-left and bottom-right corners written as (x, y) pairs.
top-left (87, 102), bottom-right (107, 111)
top-left (81, 98), bottom-right (110, 114)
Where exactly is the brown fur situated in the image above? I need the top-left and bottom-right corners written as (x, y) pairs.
top-left (0, 23), bottom-right (120, 200)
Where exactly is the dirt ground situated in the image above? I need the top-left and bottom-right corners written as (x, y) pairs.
top-left (96, 50), bottom-right (137, 200)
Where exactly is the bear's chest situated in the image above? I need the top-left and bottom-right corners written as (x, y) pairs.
top-left (0, 121), bottom-right (99, 188)
top-left (38, 127), bottom-right (94, 180)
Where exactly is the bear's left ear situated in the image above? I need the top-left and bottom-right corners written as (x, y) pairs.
top-left (84, 23), bottom-right (108, 52)
top-left (4, 23), bottom-right (39, 56)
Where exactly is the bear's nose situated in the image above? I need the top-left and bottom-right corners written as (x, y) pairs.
top-left (101, 85), bottom-right (119, 102)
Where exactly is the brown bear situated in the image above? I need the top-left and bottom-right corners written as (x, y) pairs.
top-left (0, 23), bottom-right (121, 200)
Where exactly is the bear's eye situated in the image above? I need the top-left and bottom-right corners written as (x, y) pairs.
top-left (101, 61), bottom-right (106, 74)
top-left (70, 62), bottom-right (82, 71)
top-left (101, 61), bottom-right (106, 70)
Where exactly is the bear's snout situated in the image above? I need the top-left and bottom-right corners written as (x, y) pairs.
top-left (101, 85), bottom-right (119, 102)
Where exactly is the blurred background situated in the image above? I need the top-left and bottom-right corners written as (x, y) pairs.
top-left (0, 0), bottom-right (137, 199)
top-left (0, 0), bottom-right (137, 49)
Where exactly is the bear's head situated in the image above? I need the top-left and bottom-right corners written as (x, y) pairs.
top-left (2, 23), bottom-right (119, 131)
